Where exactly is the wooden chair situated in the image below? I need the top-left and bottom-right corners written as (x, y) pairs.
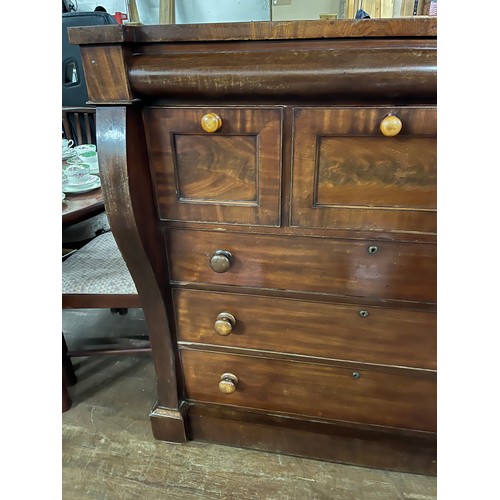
top-left (62, 230), bottom-right (151, 412)
top-left (62, 106), bottom-right (96, 146)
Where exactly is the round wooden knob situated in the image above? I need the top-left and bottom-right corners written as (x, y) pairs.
top-left (210, 250), bottom-right (233, 273)
top-left (380, 114), bottom-right (402, 137)
top-left (214, 312), bottom-right (236, 336)
top-left (219, 373), bottom-right (238, 394)
top-left (201, 112), bottom-right (222, 133)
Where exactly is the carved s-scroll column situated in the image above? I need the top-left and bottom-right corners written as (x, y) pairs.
top-left (97, 106), bottom-right (187, 443)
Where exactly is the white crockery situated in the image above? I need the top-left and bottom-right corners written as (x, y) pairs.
top-left (66, 154), bottom-right (99, 174)
top-left (63, 175), bottom-right (101, 194)
top-left (73, 144), bottom-right (97, 153)
top-left (65, 163), bottom-right (91, 186)
top-left (76, 150), bottom-right (98, 165)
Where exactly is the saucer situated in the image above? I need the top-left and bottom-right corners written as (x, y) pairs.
top-left (62, 149), bottom-right (77, 160)
top-left (63, 175), bottom-right (101, 194)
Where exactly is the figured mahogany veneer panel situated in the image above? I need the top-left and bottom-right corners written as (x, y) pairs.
top-left (174, 135), bottom-right (257, 203)
top-left (181, 349), bottom-right (436, 432)
top-left (144, 107), bottom-right (282, 226)
top-left (174, 289), bottom-right (436, 369)
top-left (167, 230), bottom-right (436, 303)
top-left (291, 107), bottom-right (437, 234)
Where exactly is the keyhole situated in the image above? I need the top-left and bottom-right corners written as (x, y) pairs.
top-left (368, 245), bottom-right (378, 254)
top-left (358, 310), bottom-right (369, 318)
top-left (352, 372), bottom-right (361, 379)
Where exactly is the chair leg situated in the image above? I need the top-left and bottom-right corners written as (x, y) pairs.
top-left (110, 308), bottom-right (128, 315)
top-left (62, 333), bottom-right (77, 386)
top-left (62, 376), bottom-right (72, 413)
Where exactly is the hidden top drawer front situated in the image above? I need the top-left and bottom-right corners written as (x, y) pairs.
top-left (167, 230), bottom-right (436, 303)
top-left (174, 289), bottom-right (437, 369)
top-left (180, 349), bottom-right (436, 432)
top-left (144, 107), bottom-right (282, 226)
top-left (291, 106), bottom-right (437, 234)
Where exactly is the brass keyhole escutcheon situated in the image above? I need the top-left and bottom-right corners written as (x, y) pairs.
top-left (380, 114), bottom-right (402, 137)
top-left (358, 310), bottom-right (369, 318)
top-left (219, 373), bottom-right (238, 394)
top-left (352, 372), bottom-right (361, 380)
top-left (210, 250), bottom-right (233, 273)
top-left (201, 112), bottom-right (222, 133)
top-left (368, 245), bottom-right (378, 254)
top-left (214, 312), bottom-right (236, 336)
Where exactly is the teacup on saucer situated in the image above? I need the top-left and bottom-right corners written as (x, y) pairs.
top-left (77, 150), bottom-right (98, 165)
top-left (65, 163), bottom-right (91, 186)
top-left (73, 144), bottom-right (96, 154)
top-left (66, 154), bottom-right (99, 174)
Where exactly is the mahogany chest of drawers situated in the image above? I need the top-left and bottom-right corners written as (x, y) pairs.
top-left (70, 18), bottom-right (437, 475)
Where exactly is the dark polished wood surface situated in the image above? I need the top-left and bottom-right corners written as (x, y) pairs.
top-left (126, 40), bottom-right (436, 101)
top-left (145, 107), bottom-right (282, 226)
top-left (97, 106), bottom-right (181, 411)
top-left (167, 229), bottom-right (437, 303)
top-left (180, 349), bottom-right (436, 432)
top-left (174, 289), bottom-right (437, 369)
top-left (291, 106), bottom-right (437, 234)
top-left (68, 17), bottom-right (437, 45)
top-left (69, 19), bottom-right (436, 106)
top-left (71, 18), bottom-right (437, 475)
top-left (62, 189), bottom-right (104, 227)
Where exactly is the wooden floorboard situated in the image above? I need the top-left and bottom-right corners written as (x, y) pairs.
top-left (62, 309), bottom-right (437, 499)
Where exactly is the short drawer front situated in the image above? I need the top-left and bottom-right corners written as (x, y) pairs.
top-left (144, 106), bottom-right (282, 226)
top-left (181, 349), bottom-right (436, 432)
top-left (167, 230), bottom-right (436, 303)
top-left (174, 289), bottom-right (436, 369)
top-left (291, 107), bottom-right (436, 234)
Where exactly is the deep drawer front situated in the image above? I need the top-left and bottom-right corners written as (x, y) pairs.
top-left (167, 230), bottom-right (436, 303)
top-left (291, 107), bottom-right (436, 234)
top-left (181, 349), bottom-right (436, 432)
top-left (144, 107), bottom-right (282, 226)
top-left (174, 289), bottom-right (436, 369)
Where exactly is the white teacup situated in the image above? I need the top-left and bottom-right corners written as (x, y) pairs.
top-left (66, 154), bottom-right (99, 174)
top-left (65, 164), bottom-right (91, 186)
top-left (73, 144), bottom-right (96, 154)
top-left (76, 150), bottom-right (98, 165)
top-left (62, 138), bottom-right (74, 150)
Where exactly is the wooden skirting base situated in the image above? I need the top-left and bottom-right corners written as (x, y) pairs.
top-left (150, 402), bottom-right (436, 476)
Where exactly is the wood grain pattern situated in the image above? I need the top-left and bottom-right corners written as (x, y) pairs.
top-left (181, 349), bottom-right (436, 432)
top-left (70, 19), bottom-right (438, 473)
top-left (174, 289), bottom-right (436, 369)
top-left (316, 137), bottom-right (436, 207)
top-left (97, 106), bottom-right (182, 415)
top-left (291, 106), bottom-right (437, 233)
top-left (167, 229), bottom-right (437, 303)
top-left (68, 18), bottom-right (437, 46)
top-left (61, 312), bottom-right (438, 488)
top-left (145, 107), bottom-right (282, 225)
top-left (128, 41), bottom-right (435, 100)
top-left (174, 135), bottom-right (258, 203)
top-left (80, 46), bottom-right (134, 104)
top-left (189, 403), bottom-right (437, 475)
